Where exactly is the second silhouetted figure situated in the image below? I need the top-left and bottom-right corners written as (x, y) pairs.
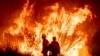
top-left (48, 37), bottom-right (60, 56)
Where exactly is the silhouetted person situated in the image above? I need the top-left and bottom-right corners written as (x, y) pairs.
top-left (42, 34), bottom-right (49, 56)
top-left (49, 37), bottom-right (60, 56)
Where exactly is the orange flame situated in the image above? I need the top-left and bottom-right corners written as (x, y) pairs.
top-left (3, 0), bottom-right (93, 56)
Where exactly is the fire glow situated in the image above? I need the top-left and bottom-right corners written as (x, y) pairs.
top-left (2, 0), bottom-right (94, 56)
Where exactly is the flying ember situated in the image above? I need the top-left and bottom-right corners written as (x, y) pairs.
top-left (2, 0), bottom-right (95, 56)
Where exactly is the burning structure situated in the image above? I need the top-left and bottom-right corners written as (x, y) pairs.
top-left (0, 0), bottom-right (98, 56)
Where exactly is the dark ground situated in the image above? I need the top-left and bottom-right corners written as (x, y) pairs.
top-left (0, 47), bottom-right (31, 56)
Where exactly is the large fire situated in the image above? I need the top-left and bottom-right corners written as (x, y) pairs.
top-left (1, 0), bottom-right (95, 56)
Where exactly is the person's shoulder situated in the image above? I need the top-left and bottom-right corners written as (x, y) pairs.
top-left (55, 41), bottom-right (59, 45)
top-left (55, 41), bottom-right (58, 43)
top-left (51, 41), bottom-right (54, 44)
top-left (51, 41), bottom-right (53, 43)
top-left (46, 39), bottom-right (49, 42)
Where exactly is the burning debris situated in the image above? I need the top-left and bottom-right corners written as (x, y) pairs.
top-left (0, 0), bottom-right (96, 56)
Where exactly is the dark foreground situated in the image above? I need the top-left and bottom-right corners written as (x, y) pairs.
top-left (0, 47), bottom-right (31, 56)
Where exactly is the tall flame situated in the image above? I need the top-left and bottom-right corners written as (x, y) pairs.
top-left (3, 0), bottom-right (93, 56)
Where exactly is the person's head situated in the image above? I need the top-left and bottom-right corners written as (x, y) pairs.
top-left (42, 34), bottom-right (46, 39)
top-left (53, 36), bottom-right (56, 41)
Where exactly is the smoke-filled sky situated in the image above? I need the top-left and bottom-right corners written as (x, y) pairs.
top-left (0, 0), bottom-right (100, 56)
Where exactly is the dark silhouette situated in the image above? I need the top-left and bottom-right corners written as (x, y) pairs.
top-left (48, 37), bottom-right (60, 56)
top-left (0, 47), bottom-right (30, 56)
top-left (41, 34), bottom-right (49, 56)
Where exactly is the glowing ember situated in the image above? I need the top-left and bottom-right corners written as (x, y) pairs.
top-left (2, 0), bottom-right (93, 56)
